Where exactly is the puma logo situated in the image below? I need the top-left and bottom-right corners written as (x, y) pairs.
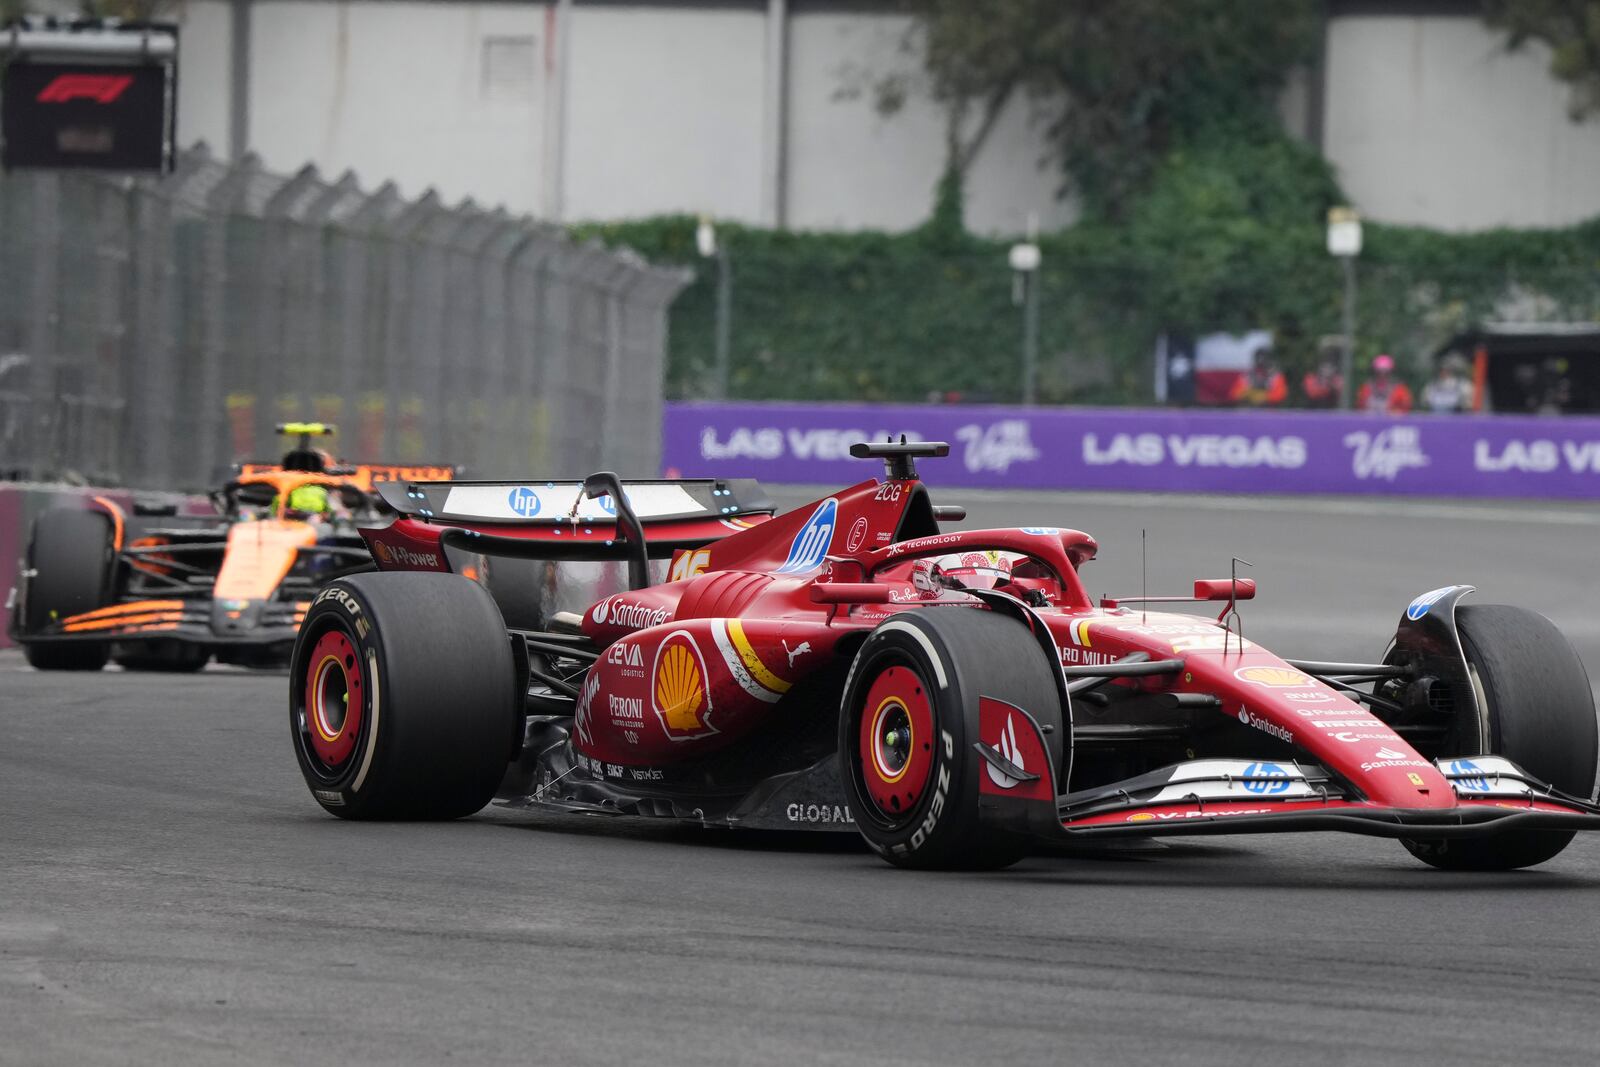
top-left (783, 639), bottom-right (812, 668)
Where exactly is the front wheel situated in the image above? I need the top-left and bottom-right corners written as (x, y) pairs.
top-left (21, 508), bottom-right (115, 671)
top-left (289, 573), bottom-right (519, 820)
top-left (1402, 604), bottom-right (1598, 871)
top-left (838, 608), bottom-right (1063, 871)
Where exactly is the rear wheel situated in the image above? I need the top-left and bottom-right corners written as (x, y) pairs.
top-left (838, 608), bottom-right (1062, 870)
top-left (480, 556), bottom-right (547, 630)
top-left (21, 509), bottom-right (114, 671)
top-left (289, 573), bottom-right (518, 820)
top-left (1402, 604), bottom-right (1597, 871)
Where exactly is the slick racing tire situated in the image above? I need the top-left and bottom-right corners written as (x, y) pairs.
top-left (1402, 604), bottom-right (1598, 872)
top-left (480, 555), bottom-right (547, 631)
top-left (290, 573), bottom-right (518, 820)
top-left (838, 608), bottom-right (1063, 871)
top-left (21, 509), bottom-right (114, 671)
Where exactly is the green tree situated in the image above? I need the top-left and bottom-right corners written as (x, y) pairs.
top-left (880, 0), bottom-right (1321, 219)
top-left (1484, 0), bottom-right (1600, 118)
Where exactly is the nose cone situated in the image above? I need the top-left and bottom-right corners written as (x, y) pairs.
top-left (211, 598), bottom-right (264, 635)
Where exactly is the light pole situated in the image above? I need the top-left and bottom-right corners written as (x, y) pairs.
top-left (1327, 206), bottom-right (1362, 409)
top-left (697, 215), bottom-right (732, 399)
top-left (1010, 220), bottom-right (1041, 405)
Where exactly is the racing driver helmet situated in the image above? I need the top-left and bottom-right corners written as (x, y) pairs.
top-left (284, 483), bottom-right (333, 517)
top-left (921, 550), bottom-right (1014, 591)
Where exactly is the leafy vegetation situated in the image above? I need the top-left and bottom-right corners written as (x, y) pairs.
top-left (1484, 0), bottom-right (1600, 119)
top-left (877, 0), bottom-right (1321, 219)
top-left (580, 181), bottom-right (1600, 405)
top-left (578, 1), bottom-right (1599, 404)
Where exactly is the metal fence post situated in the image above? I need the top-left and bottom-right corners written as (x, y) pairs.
top-left (262, 165), bottom-right (326, 430)
top-left (26, 172), bottom-right (61, 481)
top-left (614, 258), bottom-right (693, 474)
top-left (128, 171), bottom-right (177, 486)
top-left (345, 181), bottom-right (403, 461)
top-left (505, 228), bottom-right (563, 473)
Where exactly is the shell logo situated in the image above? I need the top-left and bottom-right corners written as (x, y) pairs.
top-left (373, 541), bottom-right (390, 563)
top-left (1126, 812), bottom-right (1156, 822)
top-left (653, 631), bottom-right (717, 740)
top-left (1234, 666), bottom-right (1313, 688)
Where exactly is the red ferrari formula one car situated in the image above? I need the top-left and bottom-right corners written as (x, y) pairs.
top-left (289, 441), bottom-right (1600, 871)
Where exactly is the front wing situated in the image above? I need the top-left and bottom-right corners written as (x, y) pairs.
top-left (974, 707), bottom-right (1600, 842)
top-left (19, 597), bottom-right (308, 647)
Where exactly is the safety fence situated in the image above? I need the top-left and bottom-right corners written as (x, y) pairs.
top-left (664, 401), bottom-right (1600, 500)
top-left (0, 145), bottom-right (691, 489)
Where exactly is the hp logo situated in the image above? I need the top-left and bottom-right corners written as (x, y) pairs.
top-left (507, 486), bottom-right (542, 518)
top-left (1242, 762), bottom-right (1291, 795)
top-left (1446, 758), bottom-right (1490, 792)
top-left (775, 499), bottom-right (837, 575)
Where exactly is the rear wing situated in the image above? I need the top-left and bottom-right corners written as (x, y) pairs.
top-left (362, 477), bottom-right (777, 583)
top-left (374, 477), bottom-right (772, 527)
top-left (237, 462), bottom-right (457, 491)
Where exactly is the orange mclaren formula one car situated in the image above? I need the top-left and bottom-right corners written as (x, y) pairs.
top-left (8, 424), bottom-right (453, 672)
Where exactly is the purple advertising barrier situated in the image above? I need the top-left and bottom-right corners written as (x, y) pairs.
top-left (662, 402), bottom-right (1600, 499)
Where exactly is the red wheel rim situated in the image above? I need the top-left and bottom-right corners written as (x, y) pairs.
top-left (858, 664), bottom-right (936, 818)
top-left (305, 629), bottom-right (363, 770)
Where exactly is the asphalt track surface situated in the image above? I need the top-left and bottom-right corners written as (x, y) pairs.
top-left (6, 487), bottom-right (1600, 1066)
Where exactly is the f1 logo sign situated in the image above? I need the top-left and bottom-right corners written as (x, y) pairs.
top-left (36, 74), bottom-right (134, 104)
top-left (2, 51), bottom-right (175, 173)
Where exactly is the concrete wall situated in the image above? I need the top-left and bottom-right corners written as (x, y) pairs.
top-left (87, 2), bottom-right (1600, 234)
top-left (248, 2), bottom-right (551, 215)
top-left (1323, 12), bottom-right (1600, 230)
top-left (566, 5), bottom-right (767, 223)
top-left (174, 1), bottom-right (235, 153)
top-left (784, 10), bottom-right (1071, 233)
top-left (163, 0), bottom-right (1072, 234)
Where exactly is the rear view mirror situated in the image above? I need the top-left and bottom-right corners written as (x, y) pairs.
top-left (234, 483), bottom-right (277, 507)
top-left (1194, 578), bottom-right (1256, 601)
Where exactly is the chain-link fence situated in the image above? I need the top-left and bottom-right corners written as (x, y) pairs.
top-left (0, 145), bottom-right (691, 488)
